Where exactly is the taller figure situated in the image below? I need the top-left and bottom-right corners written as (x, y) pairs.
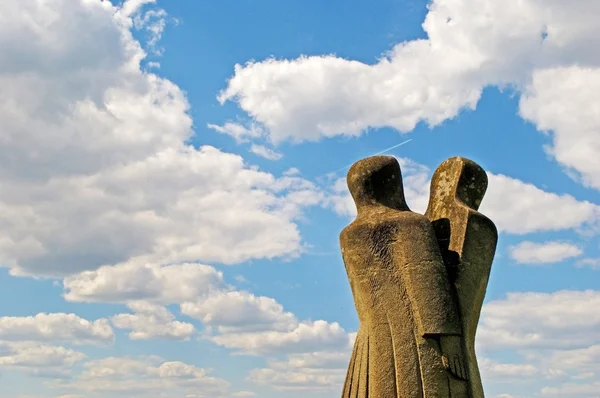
top-left (340, 156), bottom-right (470, 398)
top-left (425, 157), bottom-right (498, 398)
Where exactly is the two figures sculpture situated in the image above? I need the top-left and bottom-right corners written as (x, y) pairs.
top-left (340, 156), bottom-right (497, 398)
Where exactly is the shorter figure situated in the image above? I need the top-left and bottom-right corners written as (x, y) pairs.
top-left (426, 157), bottom-right (498, 398)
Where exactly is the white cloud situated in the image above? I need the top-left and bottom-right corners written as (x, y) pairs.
top-left (181, 290), bottom-right (297, 333)
top-left (0, 342), bottom-right (85, 378)
top-left (248, 366), bottom-right (345, 391)
top-left (480, 357), bottom-right (539, 379)
top-left (120, 0), bottom-right (157, 18)
top-left (249, 144), bottom-right (283, 160)
top-left (279, 351), bottom-right (350, 370)
top-left (111, 301), bottom-right (195, 341)
top-left (210, 320), bottom-right (352, 356)
top-left (0, 313), bottom-right (114, 345)
top-left (476, 290), bottom-right (600, 395)
top-left (577, 258), bottom-right (600, 270)
top-left (179, 289), bottom-right (354, 357)
top-left (247, 351), bottom-right (350, 391)
top-left (509, 241), bottom-right (583, 264)
top-left (49, 356), bottom-right (229, 397)
top-left (131, 7), bottom-right (169, 55)
top-left (541, 381), bottom-right (600, 397)
top-left (323, 177), bottom-right (356, 218)
top-left (0, 0), bottom-right (321, 279)
top-left (548, 345), bottom-right (600, 376)
top-left (231, 392), bottom-right (256, 397)
top-left (283, 167), bottom-right (300, 176)
top-left (64, 260), bottom-right (353, 362)
top-left (63, 262), bottom-right (227, 304)
top-left (217, 0), bottom-right (600, 191)
top-left (478, 290), bottom-right (600, 352)
top-left (207, 122), bottom-right (263, 143)
top-left (520, 67), bottom-right (600, 189)
top-left (482, 174), bottom-right (600, 234)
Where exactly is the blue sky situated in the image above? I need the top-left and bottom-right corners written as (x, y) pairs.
top-left (0, 0), bottom-right (599, 397)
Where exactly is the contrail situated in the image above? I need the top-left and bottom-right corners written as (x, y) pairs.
top-left (325, 138), bottom-right (413, 176)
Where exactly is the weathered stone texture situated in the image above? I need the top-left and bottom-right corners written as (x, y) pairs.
top-left (340, 155), bottom-right (497, 398)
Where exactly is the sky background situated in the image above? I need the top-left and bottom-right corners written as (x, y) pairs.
top-left (0, 0), bottom-right (599, 397)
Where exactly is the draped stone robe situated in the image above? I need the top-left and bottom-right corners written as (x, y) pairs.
top-left (340, 156), bottom-right (465, 398)
top-left (425, 157), bottom-right (498, 398)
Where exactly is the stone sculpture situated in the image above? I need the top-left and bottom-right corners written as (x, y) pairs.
top-left (340, 155), bottom-right (497, 398)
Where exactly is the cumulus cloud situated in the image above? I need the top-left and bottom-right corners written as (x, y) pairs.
top-left (210, 320), bottom-right (352, 356)
top-left (49, 356), bottom-right (229, 397)
top-left (63, 262), bottom-right (227, 303)
top-left (509, 241), bottom-right (583, 264)
top-left (218, 0), bottom-right (600, 190)
top-left (180, 287), bottom-right (354, 357)
top-left (479, 357), bottom-right (539, 379)
top-left (0, 313), bottom-right (114, 345)
top-left (181, 290), bottom-right (297, 333)
top-left (247, 351), bottom-right (349, 391)
top-left (65, 260), bottom-right (353, 363)
top-left (0, 342), bottom-right (85, 378)
top-left (540, 381), bottom-right (600, 398)
top-left (482, 174), bottom-right (600, 234)
top-left (0, 0), bottom-right (322, 279)
top-left (478, 290), bottom-right (600, 352)
top-left (475, 290), bottom-right (600, 395)
top-left (111, 301), bottom-right (195, 341)
top-left (520, 66), bottom-right (600, 189)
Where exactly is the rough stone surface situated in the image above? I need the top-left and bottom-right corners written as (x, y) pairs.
top-left (340, 155), bottom-right (497, 398)
top-left (425, 157), bottom-right (498, 398)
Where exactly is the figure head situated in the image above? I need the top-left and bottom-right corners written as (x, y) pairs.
top-left (346, 155), bottom-right (409, 214)
top-left (429, 157), bottom-right (488, 210)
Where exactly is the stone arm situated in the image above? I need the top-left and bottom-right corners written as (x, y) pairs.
top-left (393, 219), bottom-right (463, 338)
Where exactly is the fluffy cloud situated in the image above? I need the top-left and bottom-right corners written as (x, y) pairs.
top-left (479, 358), bottom-right (539, 379)
top-left (218, 0), bottom-right (600, 190)
top-left (181, 290), bottom-right (297, 333)
top-left (0, 342), bottom-right (85, 378)
top-left (541, 382), bottom-right (600, 398)
top-left (247, 351), bottom-right (349, 391)
top-left (65, 259), bottom-right (354, 362)
top-left (0, 0), bottom-right (322, 278)
top-left (478, 290), bottom-right (600, 352)
top-left (179, 285), bottom-right (354, 357)
top-left (482, 174), bottom-right (600, 234)
top-left (111, 301), bottom-right (195, 340)
top-left (508, 241), bottom-right (583, 264)
top-left (0, 313), bottom-right (114, 345)
top-left (210, 320), bottom-right (352, 356)
top-left (476, 290), bottom-right (600, 395)
top-left (63, 262), bottom-right (227, 303)
top-left (520, 66), bottom-right (600, 189)
top-left (49, 356), bottom-right (229, 397)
